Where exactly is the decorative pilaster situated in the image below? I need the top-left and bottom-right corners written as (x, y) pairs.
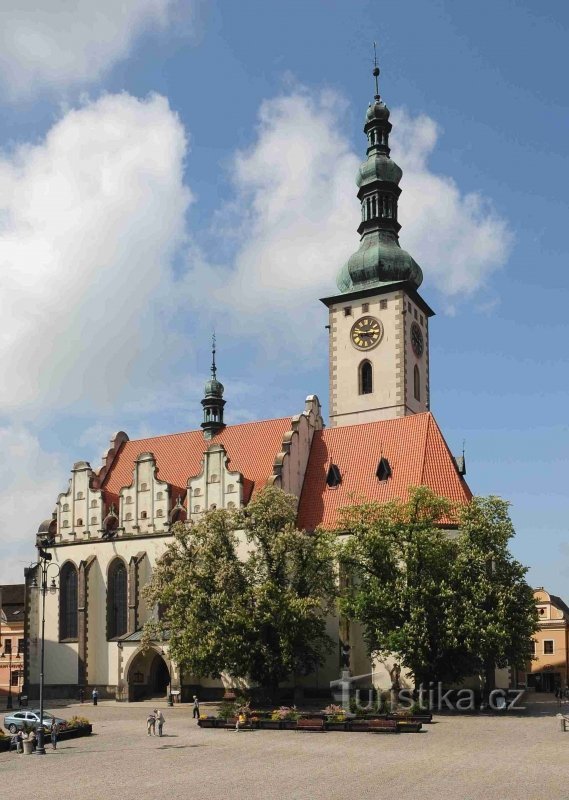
top-left (78, 555), bottom-right (96, 687)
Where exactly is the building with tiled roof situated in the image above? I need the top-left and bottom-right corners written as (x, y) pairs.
top-left (0, 584), bottom-right (25, 704)
top-left (26, 62), bottom-right (473, 702)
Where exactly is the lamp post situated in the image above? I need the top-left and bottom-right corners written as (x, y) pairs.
top-left (160, 648), bottom-right (174, 706)
top-left (1, 649), bottom-right (13, 709)
top-left (30, 548), bottom-right (60, 756)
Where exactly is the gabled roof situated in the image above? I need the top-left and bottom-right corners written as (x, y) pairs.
top-left (297, 412), bottom-right (471, 530)
top-left (101, 417), bottom-right (293, 507)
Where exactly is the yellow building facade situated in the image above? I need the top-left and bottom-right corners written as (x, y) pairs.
top-left (525, 589), bottom-right (569, 692)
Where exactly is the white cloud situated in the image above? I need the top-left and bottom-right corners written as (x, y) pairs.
top-left (0, 425), bottom-right (65, 583)
top-left (0, 0), bottom-right (187, 98)
top-left (391, 109), bottom-right (513, 298)
top-left (0, 91), bottom-right (191, 414)
top-left (185, 89), bottom-right (512, 353)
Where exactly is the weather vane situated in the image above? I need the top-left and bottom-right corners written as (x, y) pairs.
top-left (211, 331), bottom-right (217, 378)
top-left (373, 41), bottom-right (380, 98)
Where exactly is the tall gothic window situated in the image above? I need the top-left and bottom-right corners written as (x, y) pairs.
top-left (108, 559), bottom-right (128, 639)
top-left (359, 361), bottom-right (373, 395)
top-left (414, 365), bottom-right (421, 402)
top-left (60, 562), bottom-right (78, 640)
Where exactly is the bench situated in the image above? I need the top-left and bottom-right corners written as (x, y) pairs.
top-left (296, 717), bottom-right (326, 732)
top-left (368, 719), bottom-right (399, 734)
top-left (222, 717), bottom-right (253, 731)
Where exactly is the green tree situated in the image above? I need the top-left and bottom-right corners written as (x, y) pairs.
top-left (144, 486), bottom-right (337, 697)
top-left (453, 496), bottom-right (538, 691)
top-left (339, 487), bottom-right (537, 689)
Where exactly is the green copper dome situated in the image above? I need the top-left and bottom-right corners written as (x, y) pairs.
top-left (335, 64), bottom-right (423, 294)
top-left (204, 377), bottom-right (224, 398)
top-left (357, 153), bottom-right (402, 188)
top-left (337, 230), bottom-right (423, 293)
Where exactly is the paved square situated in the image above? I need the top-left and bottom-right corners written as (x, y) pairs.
top-left (1, 697), bottom-right (566, 799)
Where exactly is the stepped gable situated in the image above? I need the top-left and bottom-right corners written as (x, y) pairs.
top-left (101, 417), bottom-right (293, 508)
top-left (297, 412), bottom-right (471, 531)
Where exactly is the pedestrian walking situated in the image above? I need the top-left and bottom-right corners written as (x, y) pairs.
top-left (92, 687), bottom-right (99, 706)
top-left (155, 709), bottom-right (165, 737)
top-left (79, 687), bottom-right (85, 704)
top-left (192, 694), bottom-right (200, 720)
top-left (50, 720), bottom-right (59, 750)
top-left (146, 711), bottom-right (156, 736)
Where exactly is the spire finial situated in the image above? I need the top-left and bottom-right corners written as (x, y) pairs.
top-left (373, 41), bottom-right (380, 99)
top-left (211, 331), bottom-right (217, 379)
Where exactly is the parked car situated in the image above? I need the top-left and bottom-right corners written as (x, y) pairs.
top-left (3, 709), bottom-right (67, 734)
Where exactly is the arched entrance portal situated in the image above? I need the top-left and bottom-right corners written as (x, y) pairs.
top-left (127, 649), bottom-right (171, 701)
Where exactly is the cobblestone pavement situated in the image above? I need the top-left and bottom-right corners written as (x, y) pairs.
top-left (1, 696), bottom-right (567, 799)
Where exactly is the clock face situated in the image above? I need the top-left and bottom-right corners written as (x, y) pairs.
top-left (350, 316), bottom-right (383, 350)
top-left (411, 321), bottom-right (424, 357)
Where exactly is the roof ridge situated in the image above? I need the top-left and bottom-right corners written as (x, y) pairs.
top-left (125, 415), bottom-right (293, 446)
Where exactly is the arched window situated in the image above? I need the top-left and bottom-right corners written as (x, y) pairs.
top-left (359, 361), bottom-right (373, 395)
top-left (62, 503), bottom-right (69, 512)
top-left (60, 563), bottom-right (78, 640)
top-left (156, 492), bottom-right (163, 501)
top-left (91, 499), bottom-right (98, 508)
top-left (414, 365), bottom-right (421, 401)
top-left (108, 559), bottom-right (128, 639)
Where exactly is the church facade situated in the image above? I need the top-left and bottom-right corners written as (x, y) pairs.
top-left (26, 65), bottom-right (473, 701)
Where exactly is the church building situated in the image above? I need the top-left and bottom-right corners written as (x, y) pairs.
top-left (26, 64), bottom-right (472, 701)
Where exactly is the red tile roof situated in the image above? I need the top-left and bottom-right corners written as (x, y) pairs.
top-left (101, 417), bottom-right (293, 507)
top-left (297, 412), bottom-right (471, 530)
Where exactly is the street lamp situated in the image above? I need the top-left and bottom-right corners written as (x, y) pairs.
top-left (29, 548), bottom-right (60, 756)
top-left (1, 649), bottom-right (13, 710)
top-left (160, 648), bottom-right (174, 707)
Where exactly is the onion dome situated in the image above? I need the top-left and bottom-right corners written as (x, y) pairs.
top-left (336, 56), bottom-right (423, 293)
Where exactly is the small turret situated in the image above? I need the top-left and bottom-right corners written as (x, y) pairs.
top-left (201, 334), bottom-right (226, 439)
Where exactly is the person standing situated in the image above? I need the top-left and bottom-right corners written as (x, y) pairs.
top-left (146, 711), bottom-right (156, 736)
top-left (50, 720), bottom-right (59, 750)
top-left (155, 709), bottom-right (165, 737)
top-left (92, 687), bottom-right (99, 706)
top-left (192, 695), bottom-right (200, 720)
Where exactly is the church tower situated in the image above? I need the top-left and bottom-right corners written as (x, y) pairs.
top-left (321, 58), bottom-right (434, 428)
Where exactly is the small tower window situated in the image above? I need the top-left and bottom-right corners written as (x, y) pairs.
top-left (76, 492), bottom-right (84, 500)
top-left (194, 505), bottom-right (201, 513)
top-left (63, 503), bottom-right (69, 512)
top-left (359, 361), bottom-right (373, 395)
top-left (125, 495), bottom-right (132, 504)
top-left (414, 365), bottom-right (421, 402)
top-left (157, 509), bottom-right (163, 517)
top-left (210, 474), bottom-right (219, 484)
top-left (193, 488), bottom-right (201, 497)
top-left (156, 492), bottom-right (163, 501)
top-left (76, 518), bottom-right (83, 527)
top-left (91, 499), bottom-right (98, 508)
top-left (343, 306), bottom-right (352, 317)
top-left (140, 511), bottom-right (147, 520)
top-left (125, 513), bottom-right (132, 521)
top-left (380, 299), bottom-right (387, 310)
top-left (362, 303), bottom-right (369, 313)
top-left (91, 516), bottom-right (97, 525)
top-left (376, 457), bottom-right (392, 482)
top-left (227, 484), bottom-right (234, 493)
top-left (326, 464), bottom-right (342, 488)
top-left (140, 483), bottom-right (148, 492)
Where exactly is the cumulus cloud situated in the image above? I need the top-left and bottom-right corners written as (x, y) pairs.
top-left (186, 88), bottom-right (512, 354)
top-left (0, 425), bottom-right (65, 582)
top-left (0, 0), bottom-right (187, 98)
top-left (391, 109), bottom-right (513, 297)
top-left (0, 91), bottom-right (191, 414)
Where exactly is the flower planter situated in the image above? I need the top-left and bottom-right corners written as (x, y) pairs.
top-left (388, 713), bottom-right (432, 724)
top-left (198, 718), bottom-right (217, 729)
top-left (58, 725), bottom-right (93, 740)
top-left (396, 721), bottom-right (422, 733)
top-left (22, 740), bottom-right (34, 755)
top-left (257, 719), bottom-right (281, 730)
top-left (280, 719), bottom-right (298, 730)
top-left (349, 721), bottom-right (370, 732)
top-left (325, 721), bottom-right (347, 732)
top-left (0, 738), bottom-right (10, 752)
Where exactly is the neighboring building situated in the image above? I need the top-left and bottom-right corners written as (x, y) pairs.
top-left (522, 589), bottom-right (569, 692)
top-left (0, 584), bottom-right (25, 701)
top-left (27, 63), bottom-right (473, 701)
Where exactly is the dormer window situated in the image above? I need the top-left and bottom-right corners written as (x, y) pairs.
top-left (376, 457), bottom-right (392, 482)
top-left (326, 464), bottom-right (342, 488)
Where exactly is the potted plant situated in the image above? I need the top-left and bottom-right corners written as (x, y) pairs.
top-left (197, 714), bottom-right (218, 729)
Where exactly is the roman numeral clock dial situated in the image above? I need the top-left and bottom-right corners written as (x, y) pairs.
top-left (350, 316), bottom-right (383, 350)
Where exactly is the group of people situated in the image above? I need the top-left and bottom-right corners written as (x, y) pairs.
top-left (146, 709), bottom-right (166, 736)
top-left (10, 720), bottom-right (59, 753)
top-left (554, 685), bottom-right (569, 701)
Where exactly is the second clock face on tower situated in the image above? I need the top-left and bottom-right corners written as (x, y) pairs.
top-left (350, 316), bottom-right (383, 350)
top-left (411, 321), bottom-right (424, 357)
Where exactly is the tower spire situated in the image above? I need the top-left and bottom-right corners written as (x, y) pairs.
top-left (201, 335), bottom-right (226, 439)
top-left (335, 58), bottom-right (423, 294)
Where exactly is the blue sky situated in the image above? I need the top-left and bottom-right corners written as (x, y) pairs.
top-left (0, 0), bottom-right (567, 594)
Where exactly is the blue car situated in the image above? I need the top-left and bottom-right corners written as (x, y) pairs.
top-left (3, 709), bottom-right (66, 734)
